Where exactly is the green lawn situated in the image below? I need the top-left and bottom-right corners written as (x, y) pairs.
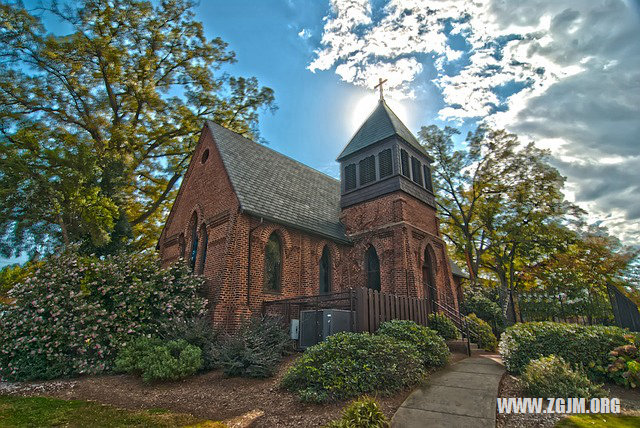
top-left (555, 414), bottom-right (640, 428)
top-left (0, 395), bottom-right (224, 428)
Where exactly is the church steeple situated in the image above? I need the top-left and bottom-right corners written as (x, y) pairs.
top-left (338, 100), bottom-right (435, 209)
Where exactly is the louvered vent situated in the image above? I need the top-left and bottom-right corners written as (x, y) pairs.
top-left (423, 165), bottom-right (433, 192)
top-left (378, 149), bottom-right (393, 178)
top-left (359, 155), bottom-right (376, 185)
top-left (345, 164), bottom-right (356, 191)
top-left (411, 156), bottom-right (423, 185)
top-left (401, 149), bottom-right (410, 177)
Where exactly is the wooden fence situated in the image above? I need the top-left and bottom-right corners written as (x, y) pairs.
top-left (354, 287), bottom-right (431, 332)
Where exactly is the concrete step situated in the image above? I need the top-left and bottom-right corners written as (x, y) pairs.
top-left (446, 339), bottom-right (478, 354)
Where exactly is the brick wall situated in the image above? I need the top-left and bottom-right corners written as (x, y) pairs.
top-left (159, 126), bottom-right (459, 330)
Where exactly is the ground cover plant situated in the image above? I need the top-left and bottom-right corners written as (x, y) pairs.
top-left (465, 313), bottom-right (498, 351)
top-left (217, 316), bottom-right (291, 378)
top-left (0, 395), bottom-right (217, 427)
top-left (427, 313), bottom-right (459, 340)
top-left (555, 414), bottom-right (640, 428)
top-left (520, 355), bottom-right (606, 399)
top-left (326, 396), bottom-right (389, 428)
top-left (499, 322), bottom-right (631, 376)
top-left (376, 320), bottom-right (450, 367)
top-left (281, 332), bottom-right (425, 403)
top-left (115, 337), bottom-right (202, 382)
top-left (0, 249), bottom-right (207, 381)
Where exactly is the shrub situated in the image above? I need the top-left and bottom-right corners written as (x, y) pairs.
top-left (461, 287), bottom-right (503, 329)
top-left (427, 313), bottom-right (459, 340)
top-left (521, 355), bottom-right (606, 399)
top-left (218, 316), bottom-right (291, 378)
top-left (606, 338), bottom-right (640, 388)
top-left (499, 322), bottom-right (631, 376)
top-left (466, 313), bottom-right (498, 352)
top-left (326, 396), bottom-right (389, 428)
top-left (376, 320), bottom-right (449, 367)
top-left (0, 249), bottom-right (207, 381)
top-left (115, 337), bottom-right (202, 382)
top-left (281, 332), bottom-right (425, 403)
top-left (161, 317), bottom-right (220, 371)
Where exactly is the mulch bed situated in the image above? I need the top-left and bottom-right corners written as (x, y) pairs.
top-left (496, 372), bottom-right (640, 428)
top-left (0, 351), bottom-right (470, 427)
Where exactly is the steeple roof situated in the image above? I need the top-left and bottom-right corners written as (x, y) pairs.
top-left (337, 99), bottom-right (430, 161)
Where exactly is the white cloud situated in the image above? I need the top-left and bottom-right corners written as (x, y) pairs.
top-left (298, 28), bottom-right (312, 39)
top-left (310, 0), bottom-right (640, 243)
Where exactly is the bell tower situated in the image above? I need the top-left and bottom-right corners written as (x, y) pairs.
top-left (338, 98), bottom-right (436, 211)
top-left (338, 88), bottom-right (458, 307)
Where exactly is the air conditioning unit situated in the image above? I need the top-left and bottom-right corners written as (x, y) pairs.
top-left (298, 309), bottom-right (354, 349)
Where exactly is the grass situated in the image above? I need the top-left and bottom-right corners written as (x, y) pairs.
top-left (555, 414), bottom-right (640, 427)
top-left (0, 395), bottom-right (225, 428)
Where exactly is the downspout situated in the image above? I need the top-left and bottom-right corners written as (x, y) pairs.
top-left (246, 216), bottom-right (264, 308)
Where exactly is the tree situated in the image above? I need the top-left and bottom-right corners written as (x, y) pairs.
top-left (420, 125), bottom-right (584, 322)
top-left (418, 126), bottom-right (520, 285)
top-left (522, 232), bottom-right (635, 323)
top-left (0, 0), bottom-right (276, 257)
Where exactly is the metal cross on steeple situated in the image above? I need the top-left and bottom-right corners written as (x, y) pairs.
top-left (374, 78), bottom-right (388, 101)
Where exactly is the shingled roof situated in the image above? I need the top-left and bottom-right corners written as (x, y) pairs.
top-left (206, 121), bottom-right (349, 244)
top-left (337, 99), bottom-right (430, 160)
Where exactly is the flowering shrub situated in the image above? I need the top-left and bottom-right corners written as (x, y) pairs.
top-left (0, 249), bottom-right (207, 381)
top-left (115, 337), bottom-right (202, 382)
top-left (606, 337), bottom-right (640, 388)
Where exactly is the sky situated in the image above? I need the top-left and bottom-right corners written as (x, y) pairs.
top-left (197, 0), bottom-right (640, 245)
top-left (2, 0), bottom-right (639, 266)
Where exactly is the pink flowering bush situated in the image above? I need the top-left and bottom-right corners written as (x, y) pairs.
top-left (0, 248), bottom-right (207, 381)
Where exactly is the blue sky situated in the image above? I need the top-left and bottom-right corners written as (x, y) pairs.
top-left (2, 0), bottom-right (639, 267)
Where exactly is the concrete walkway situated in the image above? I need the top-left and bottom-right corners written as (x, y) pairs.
top-left (392, 353), bottom-right (505, 428)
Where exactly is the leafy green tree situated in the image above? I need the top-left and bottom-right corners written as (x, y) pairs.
top-left (0, 0), bottom-right (276, 256)
top-left (418, 126), bottom-right (520, 285)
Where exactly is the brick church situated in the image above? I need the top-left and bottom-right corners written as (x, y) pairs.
top-left (158, 96), bottom-right (466, 328)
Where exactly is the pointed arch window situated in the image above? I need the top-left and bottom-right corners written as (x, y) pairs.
top-left (365, 246), bottom-right (381, 291)
top-left (178, 234), bottom-right (186, 259)
top-left (189, 213), bottom-right (198, 271)
top-left (264, 232), bottom-right (282, 292)
top-left (198, 224), bottom-right (208, 274)
top-left (319, 246), bottom-right (331, 294)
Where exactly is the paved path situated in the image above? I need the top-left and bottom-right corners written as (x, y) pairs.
top-left (391, 353), bottom-right (504, 428)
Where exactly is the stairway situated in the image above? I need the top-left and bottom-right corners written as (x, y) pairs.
top-left (431, 299), bottom-right (477, 356)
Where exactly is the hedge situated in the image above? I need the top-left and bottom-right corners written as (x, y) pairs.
top-left (499, 322), bottom-right (631, 376)
top-left (377, 320), bottom-right (450, 367)
top-left (281, 332), bottom-right (425, 403)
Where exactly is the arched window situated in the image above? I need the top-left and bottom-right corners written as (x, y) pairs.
top-left (264, 232), bottom-right (282, 292)
top-left (198, 224), bottom-right (208, 274)
top-left (319, 246), bottom-right (331, 294)
top-left (189, 213), bottom-right (198, 271)
top-left (365, 246), bottom-right (380, 291)
top-left (178, 234), bottom-right (186, 259)
top-left (423, 246), bottom-right (438, 311)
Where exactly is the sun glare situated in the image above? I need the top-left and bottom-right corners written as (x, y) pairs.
top-left (350, 94), bottom-right (411, 134)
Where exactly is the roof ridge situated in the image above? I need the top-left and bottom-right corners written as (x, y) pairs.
top-left (206, 121), bottom-right (339, 184)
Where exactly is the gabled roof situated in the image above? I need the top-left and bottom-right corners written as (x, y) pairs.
top-left (449, 260), bottom-right (470, 279)
top-left (337, 99), bottom-right (430, 161)
top-left (206, 122), bottom-right (349, 244)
